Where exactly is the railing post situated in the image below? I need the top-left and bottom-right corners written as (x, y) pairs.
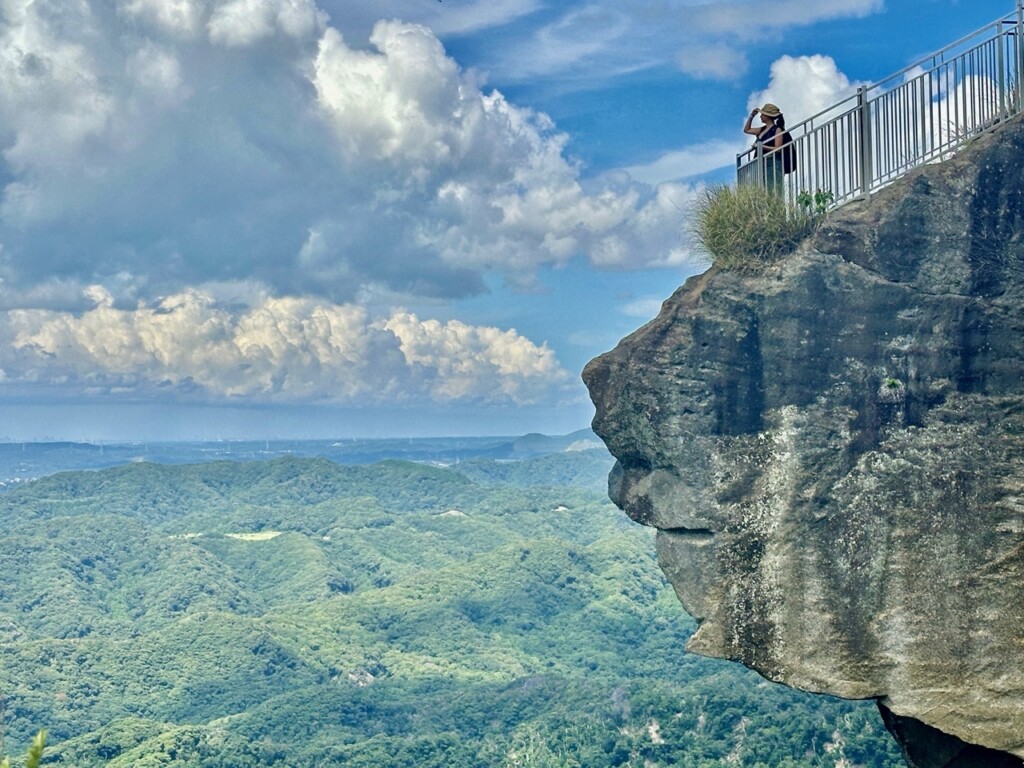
top-left (857, 86), bottom-right (873, 197)
top-left (754, 141), bottom-right (765, 189)
top-left (998, 20), bottom-right (1007, 117)
top-left (1017, 0), bottom-right (1023, 114)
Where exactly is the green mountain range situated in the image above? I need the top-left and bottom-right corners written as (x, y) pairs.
top-left (0, 452), bottom-right (902, 766)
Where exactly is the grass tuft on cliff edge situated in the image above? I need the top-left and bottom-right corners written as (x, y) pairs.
top-left (693, 184), bottom-right (817, 273)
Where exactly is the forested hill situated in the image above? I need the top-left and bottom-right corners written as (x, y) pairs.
top-left (0, 455), bottom-right (902, 766)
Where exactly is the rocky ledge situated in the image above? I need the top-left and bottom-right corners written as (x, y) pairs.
top-left (584, 116), bottom-right (1024, 766)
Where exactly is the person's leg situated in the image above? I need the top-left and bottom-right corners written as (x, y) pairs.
top-left (765, 155), bottom-right (784, 195)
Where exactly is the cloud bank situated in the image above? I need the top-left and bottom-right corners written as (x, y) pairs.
top-left (0, 0), bottom-right (877, 412)
top-left (2, 289), bottom-right (567, 404)
top-left (0, 1), bottom-right (686, 312)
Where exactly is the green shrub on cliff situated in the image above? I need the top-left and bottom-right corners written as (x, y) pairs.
top-left (693, 184), bottom-right (816, 272)
top-left (1, 730), bottom-right (46, 768)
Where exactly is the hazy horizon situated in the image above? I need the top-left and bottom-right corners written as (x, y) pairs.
top-left (0, 402), bottom-right (595, 443)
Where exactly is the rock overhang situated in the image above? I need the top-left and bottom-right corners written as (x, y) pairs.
top-left (584, 116), bottom-right (1024, 765)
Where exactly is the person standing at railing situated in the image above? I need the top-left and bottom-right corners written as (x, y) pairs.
top-left (743, 103), bottom-right (787, 191)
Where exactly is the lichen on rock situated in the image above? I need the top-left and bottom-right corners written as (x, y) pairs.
top-left (584, 116), bottom-right (1024, 766)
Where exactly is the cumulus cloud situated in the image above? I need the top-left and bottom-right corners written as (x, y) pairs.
top-left (119, 0), bottom-right (206, 36)
top-left (308, 21), bottom-right (687, 275)
top-left (207, 0), bottom-right (326, 46)
top-left (747, 54), bottom-right (865, 125)
top-left (119, 0), bottom-right (327, 43)
top-left (3, 289), bottom-right (568, 404)
top-left (0, 3), bottom-right (684, 310)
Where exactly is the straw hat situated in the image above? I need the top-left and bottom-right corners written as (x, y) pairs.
top-left (759, 103), bottom-right (782, 117)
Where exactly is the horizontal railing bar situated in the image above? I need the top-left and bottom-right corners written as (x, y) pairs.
top-left (870, 12), bottom-right (1017, 88)
top-left (869, 32), bottom-right (1015, 97)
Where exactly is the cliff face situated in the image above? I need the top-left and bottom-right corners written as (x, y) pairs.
top-left (583, 117), bottom-right (1024, 766)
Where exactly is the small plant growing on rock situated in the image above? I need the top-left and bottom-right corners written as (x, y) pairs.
top-left (796, 188), bottom-right (835, 216)
top-left (878, 377), bottom-right (906, 403)
top-left (692, 184), bottom-right (817, 273)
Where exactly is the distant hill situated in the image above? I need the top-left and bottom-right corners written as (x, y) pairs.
top-left (0, 457), bottom-right (902, 767)
top-left (452, 448), bottom-right (614, 492)
top-left (0, 431), bottom-right (605, 486)
top-left (507, 428), bottom-right (603, 457)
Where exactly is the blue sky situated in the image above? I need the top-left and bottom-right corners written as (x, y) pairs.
top-left (0, 0), bottom-right (1011, 440)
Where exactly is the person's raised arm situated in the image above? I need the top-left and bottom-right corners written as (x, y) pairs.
top-left (743, 108), bottom-right (761, 136)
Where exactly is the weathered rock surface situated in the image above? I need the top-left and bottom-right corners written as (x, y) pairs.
top-left (583, 116), bottom-right (1024, 765)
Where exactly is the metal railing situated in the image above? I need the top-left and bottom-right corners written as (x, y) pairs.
top-left (737, 2), bottom-right (1024, 208)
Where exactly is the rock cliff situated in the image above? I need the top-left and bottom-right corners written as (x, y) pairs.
top-left (583, 116), bottom-right (1024, 766)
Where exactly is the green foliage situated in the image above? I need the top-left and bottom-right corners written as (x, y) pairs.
top-left (796, 188), bottom-right (835, 216)
top-left (0, 729), bottom-right (46, 768)
top-left (0, 457), bottom-right (904, 767)
top-left (693, 184), bottom-right (817, 273)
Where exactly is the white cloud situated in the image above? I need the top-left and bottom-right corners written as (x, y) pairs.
top-left (620, 296), bottom-right (664, 319)
top-left (676, 43), bottom-right (748, 80)
top-left (313, 0), bottom-right (543, 41)
top-left (4, 289), bottom-right (568, 404)
top-left (624, 139), bottom-right (749, 185)
top-left (693, 0), bottom-right (883, 37)
top-left (312, 23), bottom-right (466, 168)
top-left (0, 5), bottom-right (113, 176)
top-left (382, 311), bottom-right (564, 401)
top-left (307, 19), bottom-right (686, 276)
top-left (475, 0), bottom-right (884, 84)
top-left (208, 0), bottom-right (326, 47)
top-left (428, 0), bottom-right (545, 36)
top-left (503, 5), bottom-right (635, 81)
top-left (118, 0), bottom-right (327, 44)
top-left (125, 41), bottom-right (188, 105)
top-left (119, 0), bottom-right (207, 36)
top-left (0, 5), bottom-right (683, 311)
top-left (747, 54), bottom-right (864, 125)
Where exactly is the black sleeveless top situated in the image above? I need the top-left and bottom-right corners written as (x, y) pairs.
top-left (757, 125), bottom-right (781, 147)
